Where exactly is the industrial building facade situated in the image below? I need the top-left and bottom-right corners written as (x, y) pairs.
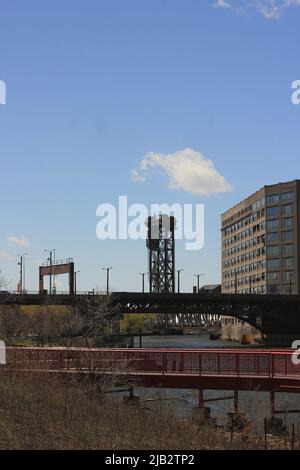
top-left (221, 179), bottom-right (300, 296)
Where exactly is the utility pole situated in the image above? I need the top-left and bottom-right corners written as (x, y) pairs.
top-left (194, 273), bottom-right (205, 293)
top-left (177, 269), bottom-right (184, 293)
top-left (139, 272), bottom-right (147, 293)
top-left (102, 267), bottom-right (113, 295)
top-left (74, 270), bottom-right (80, 294)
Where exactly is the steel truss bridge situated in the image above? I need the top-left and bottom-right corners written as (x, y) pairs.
top-left (110, 292), bottom-right (300, 340)
top-left (1, 291), bottom-right (300, 340)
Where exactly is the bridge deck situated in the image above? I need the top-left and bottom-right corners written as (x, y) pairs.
top-left (3, 347), bottom-right (300, 393)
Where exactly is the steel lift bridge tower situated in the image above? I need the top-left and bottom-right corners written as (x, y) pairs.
top-left (146, 214), bottom-right (175, 294)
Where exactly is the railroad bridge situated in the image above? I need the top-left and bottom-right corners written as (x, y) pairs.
top-left (1, 291), bottom-right (300, 343)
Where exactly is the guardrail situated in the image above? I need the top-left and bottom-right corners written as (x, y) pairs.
top-left (2, 290), bottom-right (106, 296)
top-left (5, 347), bottom-right (300, 379)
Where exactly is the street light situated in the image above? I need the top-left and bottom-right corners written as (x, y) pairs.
top-left (102, 267), bottom-right (113, 295)
top-left (44, 249), bottom-right (55, 294)
top-left (74, 270), bottom-right (80, 294)
top-left (177, 269), bottom-right (184, 293)
top-left (139, 272), bottom-right (148, 293)
top-left (17, 253), bottom-right (28, 293)
top-left (194, 273), bottom-right (205, 293)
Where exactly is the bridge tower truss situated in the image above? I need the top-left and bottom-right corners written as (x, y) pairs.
top-left (146, 215), bottom-right (175, 294)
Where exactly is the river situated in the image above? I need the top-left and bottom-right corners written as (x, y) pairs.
top-left (131, 334), bottom-right (300, 433)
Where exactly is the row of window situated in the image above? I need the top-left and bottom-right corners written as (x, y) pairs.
top-left (223, 223), bottom-right (265, 246)
top-left (224, 229), bottom-right (294, 249)
top-left (224, 285), bottom-right (267, 294)
top-left (266, 205), bottom-right (293, 217)
top-left (224, 260), bottom-right (266, 277)
top-left (224, 274), bottom-right (265, 289)
top-left (226, 284), bottom-right (294, 295)
top-left (267, 257), bottom-right (294, 270)
top-left (222, 203), bottom-right (254, 228)
top-left (268, 285), bottom-right (295, 295)
top-left (266, 191), bottom-right (294, 205)
top-left (224, 249), bottom-right (266, 268)
top-left (267, 271), bottom-right (294, 283)
top-left (223, 211), bottom-right (264, 236)
top-left (224, 236), bottom-right (265, 257)
top-left (266, 244), bottom-right (294, 257)
top-left (266, 218), bottom-right (293, 231)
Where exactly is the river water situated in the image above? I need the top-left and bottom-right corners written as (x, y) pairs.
top-left (132, 335), bottom-right (300, 433)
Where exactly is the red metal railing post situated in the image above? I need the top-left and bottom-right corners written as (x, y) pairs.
top-left (179, 352), bottom-right (184, 373)
top-left (162, 352), bottom-right (167, 375)
top-left (285, 353), bottom-right (288, 377)
top-left (199, 351), bottom-right (202, 377)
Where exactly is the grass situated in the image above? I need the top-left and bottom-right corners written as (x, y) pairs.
top-left (0, 372), bottom-right (298, 450)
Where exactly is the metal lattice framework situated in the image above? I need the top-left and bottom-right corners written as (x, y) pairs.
top-left (146, 215), bottom-right (175, 294)
top-left (109, 292), bottom-right (300, 338)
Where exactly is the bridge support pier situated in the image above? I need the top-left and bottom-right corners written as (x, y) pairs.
top-left (266, 392), bottom-right (288, 436)
top-left (192, 389), bottom-right (212, 425)
top-left (123, 386), bottom-right (140, 406)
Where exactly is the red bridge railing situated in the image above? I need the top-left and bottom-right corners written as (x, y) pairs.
top-left (4, 347), bottom-right (300, 379)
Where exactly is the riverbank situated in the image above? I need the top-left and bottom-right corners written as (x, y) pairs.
top-left (0, 372), bottom-right (298, 450)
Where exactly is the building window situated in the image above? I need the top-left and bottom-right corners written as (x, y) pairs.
top-left (282, 191), bottom-right (294, 202)
top-left (267, 219), bottom-right (279, 231)
top-left (282, 205), bottom-right (293, 216)
top-left (266, 206), bottom-right (279, 217)
top-left (283, 231), bottom-right (293, 242)
top-left (267, 258), bottom-right (280, 269)
top-left (283, 218), bottom-right (293, 229)
top-left (283, 271), bottom-right (294, 283)
top-left (267, 272), bottom-right (280, 282)
top-left (266, 245), bottom-right (280, 256)
top-left (266, 194), bottom-right (279, 205)
top-left (268, 285), bottom-right (280, 294)
top-left (283, 244), bottom-right (294, 256)
top-left (267, 232), bottom-right (279, 243)
top-left (284, 257), bottom-right (294, 268)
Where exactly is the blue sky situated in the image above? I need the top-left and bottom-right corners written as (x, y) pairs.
top-left (0, 0), bottom-right (300, 293)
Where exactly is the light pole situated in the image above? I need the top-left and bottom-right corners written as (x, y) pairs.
top-left (18, 253), bottom-right (28, 294)
top-left (44, 249), bottom-right (55, 294)
top-left (23, 253), bottom-right (28, 293)
top-left (194, 273), bottom-right (205, 293)
top-left (74, 270), bottom-right (80, 294)
top-left (177, 269), bottom-right (184, 293)
top-left (18, 253), bottom-right (28, 293)
top-left (102, 267), bottom-right (113, 295)
top-left (139, 272), bottom-right (148, 293)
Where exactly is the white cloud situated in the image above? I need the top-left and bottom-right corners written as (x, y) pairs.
top-left (131, 168), bottom-right (146, 182)
top-left (0, 251), bottom-right (14, 260)
top-left (131, 148), bottom-right (232, 195)
top-left (214, 0), bottom-right (232, 8)
top-left (7, 236), bottom-right (29, 247)
top-left (213, 0), bottom-right (300, 19)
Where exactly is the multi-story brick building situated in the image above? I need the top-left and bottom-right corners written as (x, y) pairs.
top-left (221, 180), bottom-right (300, 341)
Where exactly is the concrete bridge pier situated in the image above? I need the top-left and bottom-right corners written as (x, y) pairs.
top-left (192, 389), bottom-right (212, 425)
top-left (265, 391), bottom-right (288, 436)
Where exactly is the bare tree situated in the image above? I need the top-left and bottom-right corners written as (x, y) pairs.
top-left (78, 294), bottom-right (123, 347)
